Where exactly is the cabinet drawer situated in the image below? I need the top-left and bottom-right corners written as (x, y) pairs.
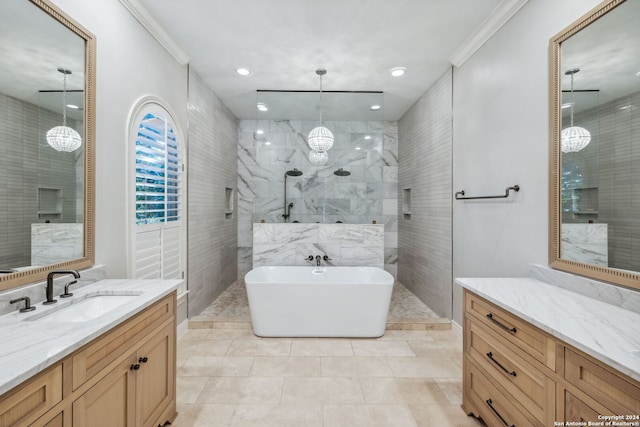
top-left (465, 290), bottom-right (555, 370)
top-left (0, 365), bottom-right (62, 427)
top-left (464, 357), bottom-right (543, 427)
top-left (72, 293), bottom-right (174, 390)
top-left (565, 348), bottom-right (640, 415)
top-left (564, 390), bottom-right (613, 423)
top-left (466, 318), bottom-right (554, 424)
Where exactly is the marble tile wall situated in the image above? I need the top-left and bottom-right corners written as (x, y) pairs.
top-left (529, 264), bottom-right (640, 314)
top-left (31, 223), bottom-right (83, 266)
top-left (0, 92), bottom-right (80, 270)
top-left (187, 69), bottom-right (238, 317)
top-left (398, 69), bottom-right (453, 319)
top-left (238, 120), bottom-right (398, 280)
top-left (252, 223), bottom-right (384, 268)
top-left (560, 223), bottom-right (608, 267)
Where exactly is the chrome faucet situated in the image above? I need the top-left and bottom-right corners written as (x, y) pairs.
top-left (45, 270), bottom-right (80, 305)
top-left (315, 255), bottom-right (321, 266)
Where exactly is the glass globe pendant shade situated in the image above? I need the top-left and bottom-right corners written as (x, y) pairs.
top-left (46, 126), bottom-right (82, 152)
top-left (561, 126), bottom-right (591, 153)
top-left (309, 149), bottom-right (328, 165)
top-left (47, 68), bottom-right (82, 152)
top-left (561, 68), bottom-right (590, 154)
top-left (307, 126), bottom-right (334, 152)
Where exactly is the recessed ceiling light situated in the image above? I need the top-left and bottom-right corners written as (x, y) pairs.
top-left (257, 102), bottom-right (268, 112)
top-left (561, 103), bottom-right (573, 109)
top-left (390, 67), bottom-right (406, 77)
top-left (364, 135), bottom-right (372, 140)
top-left (236, 68), bottom-right (251, 76)
top-left (66, 104), bottom-right (80, 109)
top-left (256, 129), bottom-right (264, 135)
top-left (370, 105), bottom-right (381, 111)
top-left (355, 147), bottom-right (362, 150)
top-left (264, 141), bottom-right (271, 145)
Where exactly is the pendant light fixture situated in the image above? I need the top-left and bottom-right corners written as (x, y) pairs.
top-left (307, 68), bottom-right (334, 153)
top-left (561, 68), bottom-right (591, 153)
top-left (46, 68), bottom-right (82, 152)
top-left (308, 149), bottom-right (328, 166)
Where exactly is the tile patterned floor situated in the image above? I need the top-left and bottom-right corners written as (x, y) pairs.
top-left (174, 281), bottom-right (477, 425)
top-left (173, 329), bottom-right (484, 426)
top-left (190, 281), bottom-right (450, 331)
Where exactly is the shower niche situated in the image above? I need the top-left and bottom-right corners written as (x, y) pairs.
top-left (225, 187), bottom-right (233, 219)
top-left (402, 188), bottom-right (411, 220)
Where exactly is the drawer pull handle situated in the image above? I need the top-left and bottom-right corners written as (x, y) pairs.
top-left (130, 364), bottom-right (140, 371)
top-left (486, 352), bottom-right (517, 377)
top-left (139, 356), bottom-right (148, 363)
top-left (486, 399), bottom-right (515, 427)
top-left (486, 313), bottom-right (517, 334)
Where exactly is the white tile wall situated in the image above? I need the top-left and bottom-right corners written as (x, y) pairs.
top-left (398, 69), bottom-right (453, 318)
top-left (187, 69), bottom-right (238, 317)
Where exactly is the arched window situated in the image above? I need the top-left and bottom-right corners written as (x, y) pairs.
top-left (129, 99), bottom-right (184, 280)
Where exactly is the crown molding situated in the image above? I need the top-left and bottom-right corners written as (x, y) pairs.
top-left (449, 0), bottom-right (528, 67)
top-left (119, 0), bottom-right (190, 66)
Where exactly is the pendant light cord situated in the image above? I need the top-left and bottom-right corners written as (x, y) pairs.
top-left (569, 72), bottom-right (575, 127)
top-left (318, 73), bottom-right (323, 124)
top-left (62, 71), bottom-right (68, 127)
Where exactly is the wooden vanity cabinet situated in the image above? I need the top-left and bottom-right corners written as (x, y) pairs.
top-left (463, 289), bottom-right (640, 427)
top-left (0, 292), bottom-right (176, 427)
top-left (72, 321), bottom-right (175, 427)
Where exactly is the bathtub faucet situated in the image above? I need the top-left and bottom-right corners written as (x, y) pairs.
top-left (306, 255), bottom-right (320, 266)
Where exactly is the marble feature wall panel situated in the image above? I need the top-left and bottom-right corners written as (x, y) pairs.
top-left (31, 223), bottom-right (83, 266)
top-left (529, 264), bottom-right (640, 315)
top-left (187, 69), bottom-right (238, 317)
top-left (398, 69), bottom-right (453, 318)
top-left (252, 223), bottom-right (384, 269)
top-left (0, 93), bottom-right (80, 270)
top-left (238, 120), bottom-right (398, 281)
top-left (561, 223), bottom-right (608, 267)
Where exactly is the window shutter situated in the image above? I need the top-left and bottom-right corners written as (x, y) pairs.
top-left (135, 113), bottom-right (181, 225)
top-left (132, 108), bottom-right (183, 280)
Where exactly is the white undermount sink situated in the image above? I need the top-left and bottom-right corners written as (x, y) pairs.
top-left (26, 292), bottom-right (142, 323)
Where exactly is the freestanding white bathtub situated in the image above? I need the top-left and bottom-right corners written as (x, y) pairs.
top-left (244, 266), bottom-right (394, 337)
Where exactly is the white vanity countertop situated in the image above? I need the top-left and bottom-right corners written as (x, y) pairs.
top-left (0, 278), bottom-right (180, 396)
top-left (456, 277), bottom-right (640, 382)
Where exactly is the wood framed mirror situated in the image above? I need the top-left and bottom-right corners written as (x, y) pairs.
top-left (0, 0), bottom-right (95, 291)
top-left (549, 0), bottom-right (640, 290)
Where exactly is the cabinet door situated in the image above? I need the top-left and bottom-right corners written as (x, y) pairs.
top-left (73, 357), bottom-right (136, 427)
top-left (136, 322), bottom-right (176, 427)
top-left (565, 391), bottom-right (602, 423)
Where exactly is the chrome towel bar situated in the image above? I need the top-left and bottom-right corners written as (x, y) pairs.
top-left (455, 185), bottom-right (520, 200)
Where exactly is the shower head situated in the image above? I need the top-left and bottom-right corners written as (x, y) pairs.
top-left (285, 168), bottom-right (303, 177)
top-left (333, 168), bottom-right (351, 177)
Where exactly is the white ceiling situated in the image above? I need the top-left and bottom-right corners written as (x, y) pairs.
top-left (0, 0), bottom-right (85, 121)
top-left (139, 0), bottom-right (505, 120)
top-left (560, 0), bottom-right (640, 115)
